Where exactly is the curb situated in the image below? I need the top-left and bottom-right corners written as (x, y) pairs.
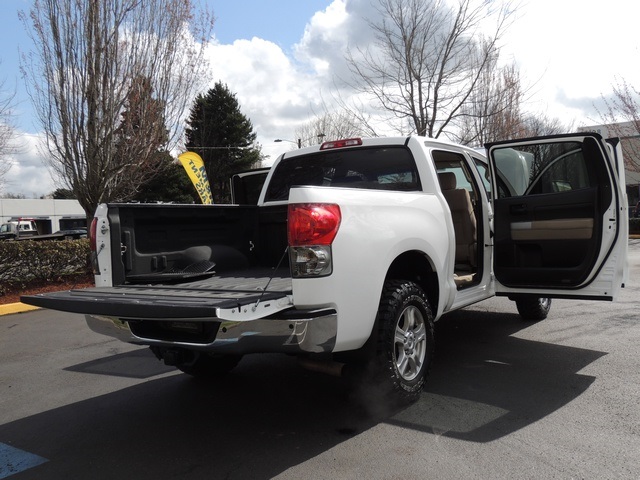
top-left (0, 303), bottom-right (41, 316)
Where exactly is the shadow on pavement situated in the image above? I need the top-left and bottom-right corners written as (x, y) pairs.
top-left (1, 354), bottom-right (376, 479)
top-left (64, 348), bottom-right (175, 379)
top-left (1, 308), bottom-right (606, 478)
top-left (390, 307), bottom-right (606, 442)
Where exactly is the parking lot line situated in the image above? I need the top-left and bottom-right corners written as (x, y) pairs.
top-left (0, 442), bottom-right (48, 479)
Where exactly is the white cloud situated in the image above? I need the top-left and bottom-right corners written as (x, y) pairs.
top-left (498, 0), bottom-right (640, 125)
top-left (200, 0), bottom-right (386, 161)
top-left (2, 132), bottom-right (57, 197)
top-left (294, 0), bottom-right (351, 77)
top-left (203, 5), bottom-right (357, 163)
top-left (205, 38), bottom-right (322, 140)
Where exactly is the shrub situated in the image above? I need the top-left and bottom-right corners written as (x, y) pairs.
top-left (630, 217), bottom-right (640, 234)
top-left (0, 239), bottom-right (91, 291)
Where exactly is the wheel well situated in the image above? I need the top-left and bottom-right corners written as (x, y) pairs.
top-left (386, 251), bottom-right (439, 311)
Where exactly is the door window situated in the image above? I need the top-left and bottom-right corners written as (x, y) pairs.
top-left (433, 150), bottom-right (479, 202)
top-left (492, 141), bottom-right (607, 200)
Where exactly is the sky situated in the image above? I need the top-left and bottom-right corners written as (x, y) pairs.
top-left (0, 0), bottom-right (639, 197)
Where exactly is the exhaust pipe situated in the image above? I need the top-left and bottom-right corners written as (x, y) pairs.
top-left (298, 357), bottom-right (345, 377)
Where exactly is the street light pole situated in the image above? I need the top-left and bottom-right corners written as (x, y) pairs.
top-left (274, 138), bottom-right (300, 148)
top-left (274, 133), bottom-right (325, 149)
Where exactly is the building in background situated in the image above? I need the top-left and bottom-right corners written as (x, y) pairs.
top-left (578, 122), bottom-right (640, 207)
top-left (0, 199), bottom-right (85, 233)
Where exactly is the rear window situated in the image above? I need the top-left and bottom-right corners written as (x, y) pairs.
top-left (265, 146), bottom-right (421, 202)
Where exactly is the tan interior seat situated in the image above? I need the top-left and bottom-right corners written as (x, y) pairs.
top-left (438, 172), bottom-right (477, 269)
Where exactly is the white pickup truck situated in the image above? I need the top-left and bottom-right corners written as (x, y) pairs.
top-left (0, 220), bottom-right (39, 240)
top-left (0, 219), bottom-right (87, 241)
top-left (23, 133), bottom-right (628, 403)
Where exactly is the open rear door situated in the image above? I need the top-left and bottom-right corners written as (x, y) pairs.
top-left (487, 133), bottom-right (627, 300)
top-left (230, 168), bottom-right (270, 205)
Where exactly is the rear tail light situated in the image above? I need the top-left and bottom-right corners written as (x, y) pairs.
top-left (90, 218), bottom-right (98, 252)
top-left (288, 203), bottom-right (341, 246)
top-left (89, 217), bottom-right (101, 275)
top-left (288, 203), bottom-right (341, 277)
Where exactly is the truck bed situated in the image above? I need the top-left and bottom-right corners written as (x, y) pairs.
top-left (22, 269), bottom-right (292, 319)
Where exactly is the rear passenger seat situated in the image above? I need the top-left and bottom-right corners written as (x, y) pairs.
top-left (438, 172), bottom-right (477, 270)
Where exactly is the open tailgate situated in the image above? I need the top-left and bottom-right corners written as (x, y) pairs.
top-left (21, 272), bottom-right (293, 321)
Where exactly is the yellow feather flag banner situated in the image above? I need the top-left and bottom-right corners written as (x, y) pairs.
top-left (178, 151), bottom-right (213, 204)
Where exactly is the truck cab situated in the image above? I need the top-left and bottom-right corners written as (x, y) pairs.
top-left (0, 219), bottom-right (39, 240)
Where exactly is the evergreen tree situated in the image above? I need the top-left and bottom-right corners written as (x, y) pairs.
top-left (185, 82), bottom-right (262, 203)
top-left (110, 75), bottom-right (169, 200)
top-left (133, 152), bottom-right (198, 203)
top-left (111, 76), bottom-right (198, 204)
top-left (115, 77), bottom-right (223, 204)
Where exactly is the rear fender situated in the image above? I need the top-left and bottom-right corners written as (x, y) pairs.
top-left (285, 186), bottom-right (451, 351)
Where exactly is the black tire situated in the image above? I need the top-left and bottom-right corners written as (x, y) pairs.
top-left (370, 280), bottom-right (435, 403)
top-left (177, 353), bottom-right (242, 377)
top-left (515, 297), bottom-right (551, 321)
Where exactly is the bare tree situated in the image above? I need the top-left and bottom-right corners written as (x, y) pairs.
top-left (0, 66), bottom-right (17, 191)
top-left (600, 79), bottom-right (640, 172)
top-left (519, 114), bottom-right (568, 138)
top-left (323, 90), bottom-right (384, 139)
top-left (293, 109), bottom-right (371, 148)
top-left (20, 0), bottom-right (214, 220)
top-left (456, 56), bottom-right (525, 145)
top-left (456, 50), bottom-right (574, 148)
top-left (345, 0), bottom-right (515, 139)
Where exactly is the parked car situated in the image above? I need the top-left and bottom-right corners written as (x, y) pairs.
top-left (53, 228), bottom-right (88, 239)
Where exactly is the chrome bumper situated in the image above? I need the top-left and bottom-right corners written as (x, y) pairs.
top-left (85, 308), bottom-right (337, 354)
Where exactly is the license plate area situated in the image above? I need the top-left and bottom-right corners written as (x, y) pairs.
top-left (128, 320), bottom-right (220, 344)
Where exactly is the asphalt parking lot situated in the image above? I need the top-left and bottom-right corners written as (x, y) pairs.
top-left (1, 241), bottom-right (639, 479)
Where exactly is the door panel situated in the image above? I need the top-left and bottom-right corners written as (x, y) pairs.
top-left (493, 187), bottom-right (601, 287)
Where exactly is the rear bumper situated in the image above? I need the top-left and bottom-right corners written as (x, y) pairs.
top-left (85, 307), bottom-right (337, 354)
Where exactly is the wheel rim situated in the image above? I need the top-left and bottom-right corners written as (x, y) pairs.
top-left (539, 298), bottom-right (551, 309)
top-left (394, 305), bottom-right (427, 382)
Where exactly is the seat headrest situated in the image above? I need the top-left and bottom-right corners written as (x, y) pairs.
top-left (438, 172), bottom-right (456, 190)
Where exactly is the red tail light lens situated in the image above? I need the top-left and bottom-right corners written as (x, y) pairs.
top-left (90, 218), bottom-right (98, 252)
top-left (288, 203), bottom-right (341, 246)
